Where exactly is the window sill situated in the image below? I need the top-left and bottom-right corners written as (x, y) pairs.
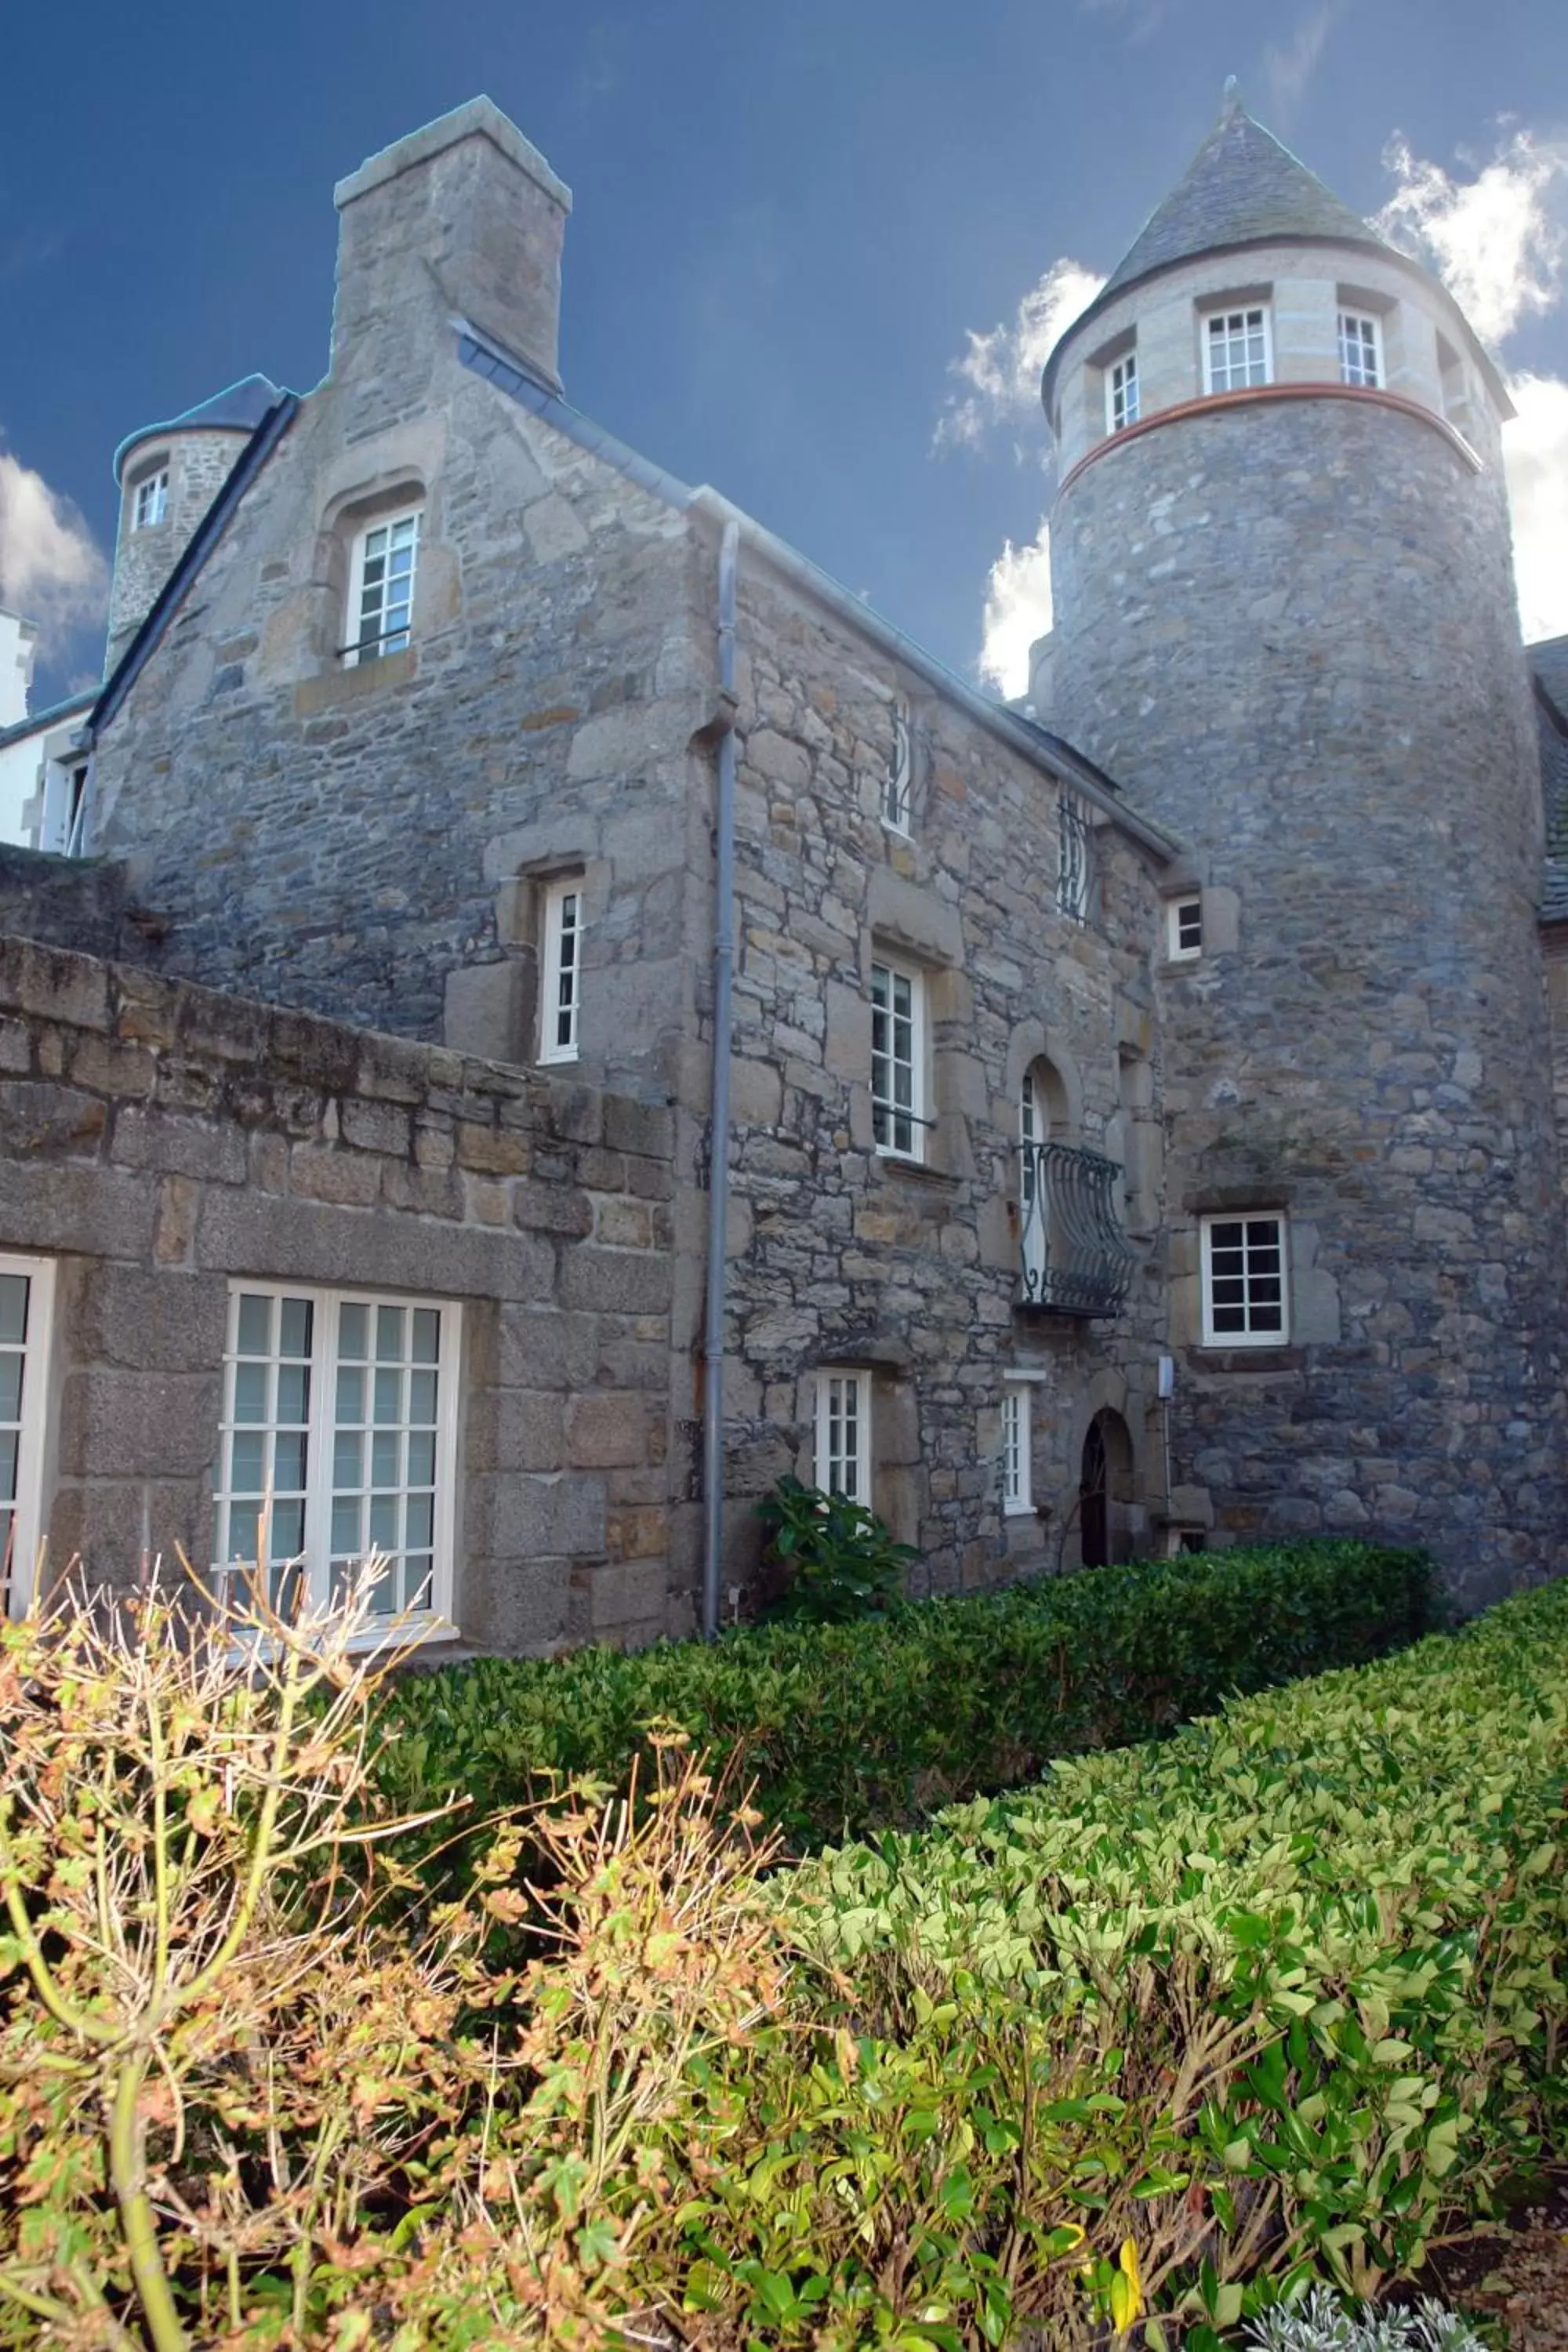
top-left (293, 645), bottom-right (416, 718)
top-left (1189, 1344), bottom-right (1302, 1374)
top-left (1004, 1501), bottom-right (1037, 1519)
top-left (876, 1154), bottom-right (958, 1191)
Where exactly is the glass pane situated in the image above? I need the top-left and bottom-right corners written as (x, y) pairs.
top-left (278, 1298), bottom-right (313, 1359)
top-left (373, 1369), bottom-right (401, 1425)
top-left (336, 1365), bottom-right (365, 1426)
top-left (339, 1303), bottom-right (369, 1362)
top-left (235, 1294), bottom-right (271, 1356)
top-left (271, 1498), bottom-right (306, 1558)
top-left (275, 1365), bottom-right (310, 1426)
top-left (226, 1500), bottom-right (260, 1563)
top-left (232, 1363), bottom-right (268, 1425)
top-left (408, 1369), bottom-right (437, 1425)
top-left (332, 1494), bottom-right (363, 1555)
top-left (0, 1276), bottom-right (27, 1347)
top-left (1252, 1305), bottom-right (1283, 1330)
top-left (1212, 1307), bottom-right (1246, 1332)
top-left (333, 1429), bottom-right (364, 1490)
top-left (406, 1492), bottom-right (434, 1550)
top-left (228, 1431), bottom-right (266, 1494)
top-left (371, 1430), bottom-right (401, 1490)
top-left (376, 1305), bottom-right (405, 1363)
top-left (272, 1432), bottom-right (308, 1493)
top-left (0, 1356), bottom-right (22, 1423)
top-left (365, 1559), bottom-right (397, 1617)
top-left (368, 1492), bottom-right (399, 1550)
top-left (411, 1309), bottom-right (440, 1365)
top-left (407, 1429), bottom-right (436, 1487)
top-left (1210, 1222), bottom-right (1243, 1251)
top-left (0, 1432), bottom-right (16, 1504)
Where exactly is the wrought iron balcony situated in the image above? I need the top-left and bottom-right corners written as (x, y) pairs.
top-left (1017, 1141), bottom-right (1136, 1317)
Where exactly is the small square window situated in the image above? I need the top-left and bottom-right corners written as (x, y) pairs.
top-left (1338, 310), bottom-right (1382, 389)
top-left (1203, 307), bottom-right (1272, 394)
top-left (0, 1253), bottom-right (56, 1620)
top-left (1200, 1214), bottom-right (1289, 1346)
top-left (216, 1283), bottom-right (460, 1638)
top-left (815, 1368), bottom-right (871, 1502)
top-left (538, 877), bottom-right (583, 1064)
top-left (870, 956), bottom-right (927, 1160)
top-left (1001, 1384), bottom-right (1033, 1514)
top-left (345, 508), bottom-right (421, 665)
top-left (1106, 350), bottom-right (1139, 433)
top-left (1167, 897), bottom-right (1203, 960)
top-left (132, 470), bottom-right (169, 531)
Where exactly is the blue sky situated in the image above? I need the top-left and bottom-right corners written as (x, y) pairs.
top-left (3, 0), bottom-right (1566, 710)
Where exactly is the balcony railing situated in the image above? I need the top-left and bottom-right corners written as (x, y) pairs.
top-left (1018, 1141), bottom-right (1136, 1317)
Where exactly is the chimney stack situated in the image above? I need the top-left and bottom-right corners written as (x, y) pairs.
top-left (332, 96), bottom-right (572, 396)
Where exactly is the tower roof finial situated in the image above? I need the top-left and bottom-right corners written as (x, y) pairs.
top-left (1221, 73), bottom-right (1243, 117)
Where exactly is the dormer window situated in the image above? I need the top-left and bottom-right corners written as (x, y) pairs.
top-left (132, 470), bottom-right (169, 531)
top-left (1338, 310), bottom-right (1381, 388)
top-left (345, 508), bottom-right (420, 666)
top-left (1203, 306), bottom-right (1272, 394)
top-left (1105, 350), bottom-right (1139, 434)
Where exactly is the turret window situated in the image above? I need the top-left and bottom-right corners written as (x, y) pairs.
top-left (132, 470), bottom-right (169, 531)
top-left (346, 508), bottom-right (421, 665)
top-left (1203, 307), bottom-right (1272, 394)
top-left (1106, 351), bottom-right (1139, 433)
top-left (1338, 310), bottom-right (1382, 388)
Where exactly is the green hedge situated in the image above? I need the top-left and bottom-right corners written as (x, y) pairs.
top-left (372, 1541), bottom-right (1436, 1845)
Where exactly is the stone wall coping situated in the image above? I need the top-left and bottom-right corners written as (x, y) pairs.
top-left (335, 96), bottom-right (572, 216)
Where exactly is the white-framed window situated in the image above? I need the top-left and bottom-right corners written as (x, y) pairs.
top-left (132, 470), bottom-right (169, 531)
top-left (1200, 1214), bottom-right (1289, 1346)
top-left (1106, 350), bottom-right (1139, 433)
top-left (1337, 310), bottom-right (1382, 388)
top-left (39, 760), bottom-right (90, 858)
top-left (0, 1254), bottom-right (55, 1619)
top-left (815, 1368), bottom-right (871, 1502)
top-left (345, 508), bottom-right (421, 665)
top-left (1019, 1069), bottom-right (1047, 1299)
top-left (882, 700), bottom-right (913, 833)
top-left (1203, 306), bottom-right (1272, 394)
top-left (1001, 1383), bottom-right (1032, 1514)
top-left (538, 877), bottom-right (583, 1064)
top-left (1057, 790), bottom-right (1091, 922)
top-left (215, 1284), bottom-right (460, 1635)
top-left (1167, 896), bottom-right (1203, 960)
top-left (870, 956), bottom-right (926, 1160)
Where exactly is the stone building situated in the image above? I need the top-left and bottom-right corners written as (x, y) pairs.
top-left (0, 85), bottom-right (1561, 1647)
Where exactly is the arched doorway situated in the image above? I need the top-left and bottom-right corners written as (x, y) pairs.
top-left (1079, 1408), bottom-right (1135, 1567)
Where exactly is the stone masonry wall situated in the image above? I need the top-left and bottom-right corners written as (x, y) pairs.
top-left (0, 934), bottom-right (679, 1650)
top-left (713, 549), bottom-right (1174, 1593)
top-left (1049, 396), bottom-right (1568, 1602)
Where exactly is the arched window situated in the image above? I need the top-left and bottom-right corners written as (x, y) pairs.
top-left (1018, 1054), bottom-right (1135, 1317)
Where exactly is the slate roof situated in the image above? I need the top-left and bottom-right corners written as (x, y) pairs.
top-left (114, 374), bottom-right (285, 484)
top-left (1533, 637), bottom-right (1568, 921)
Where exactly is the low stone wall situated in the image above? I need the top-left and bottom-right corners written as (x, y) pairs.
top-left (0, 848), bottom-right (139, 962)
top-left (0, 935), bottom-right (679, 1649)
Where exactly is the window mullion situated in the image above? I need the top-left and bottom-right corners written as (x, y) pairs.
top-left (305, 1289), bottom-right (337, 1612)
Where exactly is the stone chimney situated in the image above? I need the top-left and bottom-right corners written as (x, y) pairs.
top-left (331, 96), bottom-right (572, 397)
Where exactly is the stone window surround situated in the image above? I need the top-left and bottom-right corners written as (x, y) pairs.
top-left (536, 873), bottom-right (584, 1066)
top-left (214, 1279), bottom-right (463, 1650)
top-left (0, 1250), bottom-right (55, 1621)
top-left (1166, 894), bottom-right (1203, 960)
top-left (320, 474), bottom-right (430, 670)
top-left (815, 1364), bottom-right (872, 1502)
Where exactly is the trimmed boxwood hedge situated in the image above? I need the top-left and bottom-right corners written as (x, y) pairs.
top-left (372, 1541), bottom-right (1436, 1845)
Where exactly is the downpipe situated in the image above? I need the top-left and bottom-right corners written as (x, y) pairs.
top-left (701, 520), bottom-right (741, 1639)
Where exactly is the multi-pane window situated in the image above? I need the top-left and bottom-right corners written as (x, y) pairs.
top-left (216, 1286), bottom-right (459, 1631)
top-left (132, 470), bottom-right (169, 531)
top-left (882, 701), bottom-right (913, 833)
top-left (1019, 1070), bottom-right (1047, 1298)
top-left (1001, 1384), bottom-right (1032, 1514)
top-left (815, 1368), bottom-right (870, 1501)
top-left (870, 956), bottom-right (925, 1159)
top-left (1203, 307), bottom-right (1272, 393)
top-left (1201, 1214), bottom-right (1289, 1345)
top-left (1167, 897), bottom-right (1203, 960)
top-left (1106, 350), bottom-right (1139, 433)
top-left (0, 1254), bottom-right (53, 1619)
top-left (346, 510), bottom-right (420, 665)
top-left (1057, 791), bottom-right (1091, 922)
top-left (539, 878), bottom-right (583, 1063)
top-left (1337, 310), bottom-right (1381, 388)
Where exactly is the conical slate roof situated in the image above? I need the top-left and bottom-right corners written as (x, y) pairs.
top-left (1098, 82), bottom-right (1384, 305)
top-left (114, 374), bottom-right (285, 484)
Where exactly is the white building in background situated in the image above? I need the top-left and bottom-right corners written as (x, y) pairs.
top-left (0, 601), bottom-right (96, 853)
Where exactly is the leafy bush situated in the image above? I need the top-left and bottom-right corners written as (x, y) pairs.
top-left (374, 1540), bottom-right (1436, 1847)
top-left (757, 1473), bottom-right (918, 1622)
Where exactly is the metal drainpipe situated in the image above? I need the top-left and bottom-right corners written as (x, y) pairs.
top-left (701, 520), bottom-right (741, 1639)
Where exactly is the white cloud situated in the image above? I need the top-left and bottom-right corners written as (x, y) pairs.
top-left (979, 521), bottom-right (1054, 698)
top-left (1375, 126), bottom-right (1567, 350)
top-left (0, 445), bottom-right (108, 655)
top-left (1503, 372), bottom-right (1568, 641)
top-left (935, 259), bottom-right (1105, 453)
top-left (1376, 126), bottom-right (1568, 638)
top-left (1262, 2), bottom-right (1345, 125)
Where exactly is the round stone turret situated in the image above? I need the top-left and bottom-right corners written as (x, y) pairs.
top-left (1040, 87), bottom-right (1566, 1599)
top-left (107, 375), bottom-right (282, 663)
